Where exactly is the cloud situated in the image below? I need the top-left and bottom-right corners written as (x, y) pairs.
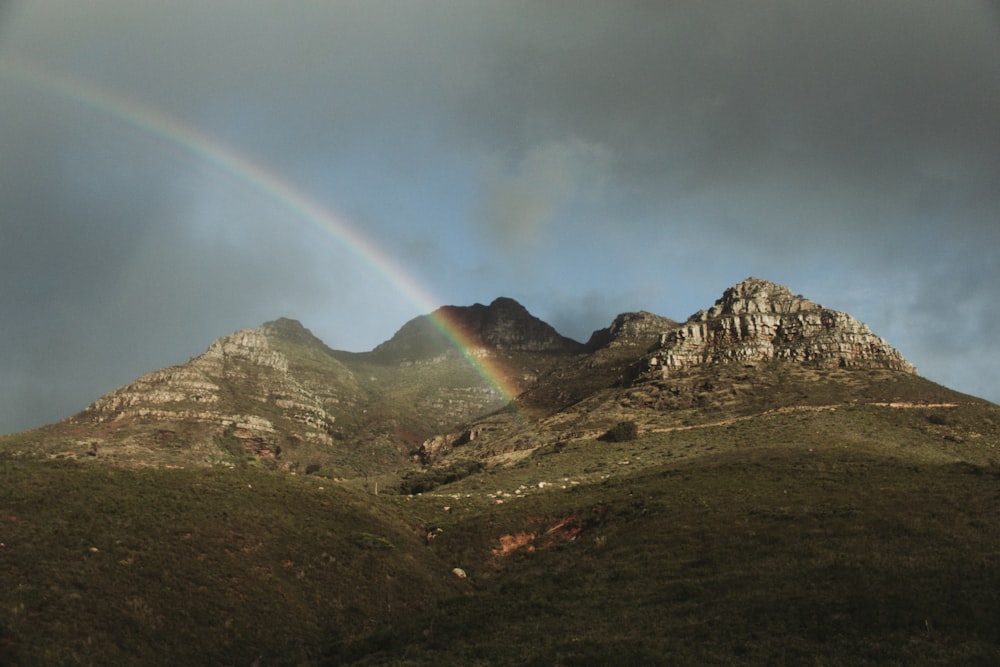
top-left (477, 139), bottom-right (611, 251)
top-left (443, 2), bottom-right (1000, 234)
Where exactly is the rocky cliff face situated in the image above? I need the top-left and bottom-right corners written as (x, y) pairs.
top-left (586, 311), bottom-right (680, 349)
top-left (74, 319), bottom-right (354, 465)
top-left (643, 277), bottom-right (917, 376)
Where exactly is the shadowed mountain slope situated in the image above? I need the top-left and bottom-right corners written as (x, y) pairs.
top-left (370, 296), bottom-right (584, 362)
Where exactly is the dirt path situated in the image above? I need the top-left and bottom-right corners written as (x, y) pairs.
top-left (646, 401), bottom-right (961, 434)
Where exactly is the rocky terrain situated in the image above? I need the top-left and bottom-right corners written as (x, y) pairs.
top-left (584, 309), bottom-right (679, 349)
top-left (36, 318), bottom-right (358, 469)
top-left (1, 295), bottom-right (585, 473)
top-left (641, 277), bottom-right (916, 375)
top-left (0, 278), bottom-right (941, 475)
top-left (407, 278), bottom-right (948, 471)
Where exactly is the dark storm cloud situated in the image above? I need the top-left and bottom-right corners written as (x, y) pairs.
top-left (11, 2), bottom-right (996, 242)
top-left (456, 2), bottom-right (999, 235)
top-left (0, 1), bottom-right (997, 431)
top-left (0, 71), bottom-right (352, 431)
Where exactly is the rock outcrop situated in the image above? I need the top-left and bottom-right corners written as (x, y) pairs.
top-left (415, 427), bottom-right (482, 465)
top-left (643, 277), bottom-right (917, 376)
top-left (585, 311), bottom-right (679, 349)
top-left (74, 319), bottom-right (353, 463)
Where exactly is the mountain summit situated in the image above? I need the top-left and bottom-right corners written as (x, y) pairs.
top-left (644, 277), bottom-right (917, 375)
top-left (372, 296), bottom-right (583, 361)
top-left (67, 318), bottom-right (359, 466)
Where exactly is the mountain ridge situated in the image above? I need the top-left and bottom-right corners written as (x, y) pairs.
top-left (0, 278), bottom-right (979, 476)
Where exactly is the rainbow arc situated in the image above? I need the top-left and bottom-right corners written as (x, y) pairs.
top-left (0, 58), bottom-right (522, 406)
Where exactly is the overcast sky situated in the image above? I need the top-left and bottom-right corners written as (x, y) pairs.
top-left (1, 1), bottom-right (998, 433)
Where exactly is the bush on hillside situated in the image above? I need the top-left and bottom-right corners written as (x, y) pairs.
top-left (603, 421), bottom-right (639, 442)
top-left (396, 459), bottom-right (484, 495)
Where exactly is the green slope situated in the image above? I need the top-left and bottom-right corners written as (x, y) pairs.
top-left (347, 449), bottom-right (1000, 666)
top-left (0, 462), bottom-right (459, 666)
top-left (3, 397), bottom-right (999, 665)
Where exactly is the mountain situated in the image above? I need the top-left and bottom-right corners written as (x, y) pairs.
top-left (0, 297), bottom-right (582, 473)
top-left (644, 276), bottom-right (915, 373)
top-left (412, 277), bottom-right (979, 470)
top-left (584, 309), bottom-right (680, 349)
top-left (371, 296), bottom-right (584, 361)
top-left (2, 277), bottom-right (999, 665)
top-left (19, 318), bottom-right (362, 469)
top-left (0, 279), bottom-right (976, 474)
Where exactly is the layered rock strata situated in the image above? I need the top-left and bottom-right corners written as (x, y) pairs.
top-left (644, 277), bottom-right (917, 375)
top-left (78, 321), bottom-right (343, 451)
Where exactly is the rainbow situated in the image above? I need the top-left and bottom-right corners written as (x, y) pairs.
top-left (0, 58), bottom-right (522, 406)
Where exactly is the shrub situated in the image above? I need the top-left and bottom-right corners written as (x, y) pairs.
top-left (927, 413), bottom-right (955, 426)
top-left (396, 459), bottom-right (484, 495)
top-left (603, 421), bottom-right (639, 442)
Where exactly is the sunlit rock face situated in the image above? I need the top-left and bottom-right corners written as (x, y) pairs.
top-left (194, 327), bottom-right (289, 373)
top-left (79, 321), bottom-right (342, 453)
top-left (646, 277), bottom-right (917, 374)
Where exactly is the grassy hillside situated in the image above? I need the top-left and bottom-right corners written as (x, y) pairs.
top-left (353, 448), bottom-right (1000, 666)
top-left (0, 462), bottom-right (459, 666)
top-left (3, 398), bottom-right (1000, 665)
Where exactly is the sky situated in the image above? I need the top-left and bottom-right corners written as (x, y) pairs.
top-left (1, 1), bottom-right (998, 434)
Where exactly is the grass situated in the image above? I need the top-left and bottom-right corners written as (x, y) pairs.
top-left (2, 364), bottom-right (998, 664)
top-left (3, 414), bottom-right (1000, 665)
top-left (348, 448), bottom-right (1000, 665)
top-left (0, 461), bottom-right (459, 666)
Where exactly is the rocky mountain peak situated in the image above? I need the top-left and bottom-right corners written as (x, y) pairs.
top-left (373, 297), bottom-right (583, 360)
top-left (259, 317), bottom-right (324, 346)
top-left (449, 297), bottom-right (583, 352)
top-left (586, 311), bottom-right (680, 349)
top-left (694, 276), bottom-right (814, 320)
top-left (644, 278), bottom-right (917, 375)
top-left (198, 326), bottom-right (289, 373)
top-left (70, 319), bottom-right (361, 467)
